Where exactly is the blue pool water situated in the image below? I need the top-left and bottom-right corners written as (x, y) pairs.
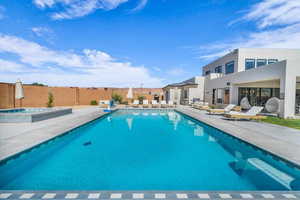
top-left (0, 108), bottom-right (51, 113)
top-left (0, 109), bottom-right (300, 190)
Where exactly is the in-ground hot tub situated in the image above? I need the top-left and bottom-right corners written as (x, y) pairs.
top-left (0, 108), bottom-right (72, 123)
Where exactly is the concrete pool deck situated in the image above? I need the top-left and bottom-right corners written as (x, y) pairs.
top-left (0, 107), bottom-right (110, 162)
top-left (176, 106), bottom-right (300, 167)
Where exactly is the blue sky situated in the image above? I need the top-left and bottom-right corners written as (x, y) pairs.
top-left (0, 0), bottom-right (299, 87)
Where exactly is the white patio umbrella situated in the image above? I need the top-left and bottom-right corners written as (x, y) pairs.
top-left (15, 79), bottom-right (24, 107)
top-left (126, 87), bottom-right (133, 99)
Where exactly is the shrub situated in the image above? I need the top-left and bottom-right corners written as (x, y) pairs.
top-left (137, 95), bottom-right (145, 104)
top-left (90, 100), bottom-right (98, 105)
top-left (47, 92), bottom-right (54, 107)
top-left (112, 93), bottom-right (123, 104)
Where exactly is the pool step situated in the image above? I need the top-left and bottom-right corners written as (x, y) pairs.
top-left (247, 158), bottom-right (294, 190)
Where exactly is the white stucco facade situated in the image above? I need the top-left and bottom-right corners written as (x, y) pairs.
top-left (163, 76), bottom-right (205, 105)
top-left (202, 48), bottom-right (300, 118)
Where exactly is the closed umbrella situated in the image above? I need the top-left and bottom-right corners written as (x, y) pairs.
top-left (126, 87), bottom-right (133, 104)
top-left (15, 79), bottom-right (24, 107)
top-left (127, 87), bottom-right (133, 99)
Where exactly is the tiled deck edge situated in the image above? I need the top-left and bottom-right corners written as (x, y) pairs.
top-left (0, 191), bottom-right (300, 199)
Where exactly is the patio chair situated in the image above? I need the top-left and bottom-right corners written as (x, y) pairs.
top-left (224, 106), bottom-right (266, 120)
top-left (132, 100), bottom-right (139, 108)
top-left (194, 102), bottom-right (210, 110)
top-left (143, 100), bottom-right (149, 108)
top-left (207, 104), bottom-right (236, 115)
top-left (151, 100), bottom-right (159, 108)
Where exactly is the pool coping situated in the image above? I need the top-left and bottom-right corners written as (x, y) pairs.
top-left (175, 107), bottom-right (300, 169)
top-left (0, 190), bottom-right (300, 199)
top-left (0, 108), bottom-right (116, 163)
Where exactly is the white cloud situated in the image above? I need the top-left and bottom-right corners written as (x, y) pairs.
top-left (33, 0), bottom-right (129, 20)
top-left (32, 27), bottom-right (53, 37)
top-left (131, 0), bottom-right (148, 12)
top-left (198, 0), bottom-right (300, 59)
top-left (0, 34), bottom-right (163, 87)
top-left (244, 0), bottom-right (300, 29)
top-left (168, 68), bottom-right (187, 76)
top-left (0, 59), bottom-right (27, 72)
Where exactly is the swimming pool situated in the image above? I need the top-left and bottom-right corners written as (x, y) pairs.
top-left (0, 108), bottom-right (72, 123)
top-left (0, 109), bottom-right (299, 190)
top-left (0, 108), bottom-right (51, 113)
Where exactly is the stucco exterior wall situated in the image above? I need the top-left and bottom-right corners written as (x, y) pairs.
top-left (0, 83), bottom-right (163, 108)
top-left (202, 50), bottom-right (238, 75)
top-left (238, 48), bottom-right (300, 72)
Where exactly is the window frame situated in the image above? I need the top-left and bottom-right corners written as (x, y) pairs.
top-left (215, 66), bottom-right (222, 73)
top-left (267, 59), bottom-right (278, 65)
top-left (225, 61), bottom-right (234, 74)
top-left (205, 70), bottom-right (211, 75)
top-left (245, 58), bottom-right (256, 70)
top-left (256, 59), bottom-right (267, 67)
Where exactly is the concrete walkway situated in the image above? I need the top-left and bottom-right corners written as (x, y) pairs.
top-left (0, 107), bottom-right (108, 162)
top-left (176, 106), bottom-right (300, 167)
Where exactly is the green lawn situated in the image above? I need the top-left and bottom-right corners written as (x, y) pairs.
top-left (261, 117), bottom-right (300, 130)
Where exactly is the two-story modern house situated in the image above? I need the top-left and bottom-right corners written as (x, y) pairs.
top-left (202, 48), bottom-right (300, 118)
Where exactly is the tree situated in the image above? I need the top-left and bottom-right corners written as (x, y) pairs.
top-left (111, 93), bottom-right (123, 104)
top-left (31, 82), bottom-right (46, 86)
top-left (47, 92), bottom-right (54, 107)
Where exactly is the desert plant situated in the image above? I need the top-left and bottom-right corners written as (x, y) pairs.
top-left (111, 93), bottom-right (123, 104)
top-left (90, 100), bottom-right (98, 105)
top-left (47, 92), bottom-right (54, 107)
top-left (137, 95), bottom-right (145, 104)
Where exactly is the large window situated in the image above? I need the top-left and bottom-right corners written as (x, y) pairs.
top-left (268, 59), bottom-right (278, 65)
top-left (257, 59), bottom-right (267, 67)
top-left (238, 88), bottom-right (280, 107)
top-left (245, 59), bottom-right (255, 70)
top-left (205, 70), bottom-right (210, 75)
top-left (225, 61), bottom-right (234, 74)
top-left (215, 66), bottom-right (222, 73)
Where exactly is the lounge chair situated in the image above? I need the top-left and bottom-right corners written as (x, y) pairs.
top-left (168, 101), bottom-right (175, 108)
top-left (207, 104), bottom-right (236, 115)
top-left (151, 100), bottom-right (159, 108)
top-left (224, 106), bottom-right (266, 120)
top-left (194, 102), bottom-right (210, 110)
top-left (160, 100), bottom-right (168, 108)
top-left (143, 100), bottom-right (149, 108)
top-left (192, 102), bottom-right (203, 109)
top-left (132, 100), bottom-right (139, 108)
top-left (99, 100), bottom-right (109, 108)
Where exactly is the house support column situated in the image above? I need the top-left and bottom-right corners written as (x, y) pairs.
top-left (279, 61), bottom-right (296, 118)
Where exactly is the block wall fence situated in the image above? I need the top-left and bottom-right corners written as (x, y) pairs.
top-left (0, 82), bottom-right (163, 109)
